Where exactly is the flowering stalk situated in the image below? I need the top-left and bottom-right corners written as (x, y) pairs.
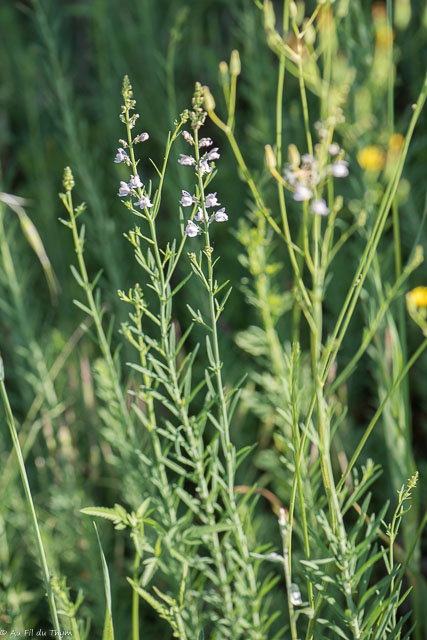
top-left (117, 77), bottom-right (184, 518)
top-left (60, 169), bottom-right (134, 440)
top-left (118, 79), bottom-right (242, 631)
top-left (191, 119), bottom-right (263, 636)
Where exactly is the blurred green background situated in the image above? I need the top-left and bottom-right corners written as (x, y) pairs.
top-left (0, 0), bottom-right (427, 636)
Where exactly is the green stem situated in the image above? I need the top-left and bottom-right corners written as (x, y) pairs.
top-left (328, 257), bottom-right (419, 394)
top-left (132, 551), bottom-right (140, 640)
top-left (207, 108), bottom-right (315, 332)
top-left (320, 71), bottom-right (427, 384)
top-left (279, 510), bottom-right (298, 640)
top-left (337, 338), bottom-right (427, 491)
top-left (0, 358), bottom-right (61, 633)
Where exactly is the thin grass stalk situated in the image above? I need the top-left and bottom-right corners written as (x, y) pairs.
top-left (327, 246), bottom-right (422, 396)
top-left (0, 356), bottom-right (61, 633)
top-left (132, 551), bottom-right (140, 640)
top-left (337, 336), bottom-right (427, 490)
top-left (320, 71), bottom-right (427, 385)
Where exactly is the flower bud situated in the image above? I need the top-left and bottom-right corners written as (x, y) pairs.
top-left (288, 143), bottom-right (300, 168)
top-left (411, 245), bottom-right (424, 270)
top-left (219, 61), bottom-right (228, 76)
top-left (63, 166), bottom-right (75, 192)
top-left (263, 1), bottom-right (276, 30)
top-left (230, 50), bottom-right (241, 76)
top-left (395, 0), bottom-right (411, 29)
top-left (264, 144), bottom-right (277, 170)
top-left (203, 86), bottom-right (216, 113)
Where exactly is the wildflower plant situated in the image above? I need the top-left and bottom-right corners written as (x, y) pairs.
top-left (55, 0), bottom-right (427, 632)
top-left (61, 45), bottom-right (425, 636)
top-left (3, 1), bottom-right (427, 639)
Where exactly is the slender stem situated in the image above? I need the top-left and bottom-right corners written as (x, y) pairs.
top-left (296, 37), bottom-right (313, 156)
top-left (337, 338), bottom-right (427, 491)
top-left (320, 71), bottom-right (427, 384)
top-left (279, 510), bottom-right (298, 640)
top-left (328, 258), bottom-right (418, 394)
top-left (0, 358), bottom-right (61, 633)
top-left (132, 551), bottom-right (140, 640)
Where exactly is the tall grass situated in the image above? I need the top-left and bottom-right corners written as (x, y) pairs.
top-left (0, 0), bottom-right (427, 637)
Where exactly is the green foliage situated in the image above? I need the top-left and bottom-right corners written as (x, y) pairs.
top-left (0, 0), bottom-right (427, 638)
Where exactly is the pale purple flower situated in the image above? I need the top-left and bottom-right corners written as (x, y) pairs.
top-left (118, 181), bottom-right (132, 197)
top-left (182, 131), bottom-right (194, 145)
top-left (195, 207), bottom-right (206, 222)
top-left (293, 184), bottom-right (312, 201)
top-left (330, 160), bottom-right (349, 178)
top-left (199, 137), bottom-right (213, 148)
top-left (205, 192), bottom-right (220, 208)
top-left (135, 132), bottom-right (149, 143)
top-left (180, 190), bottom-right (196, 207)
top-left (178, 154), bottom-right (196, 166)
top-left (328, 143), bottom-right (340, 156)
top-left (129, 174), bottom-right (143, 189)
top-left (213, 208), bottom-right (228, 222)
top-left (114, 148), bottom-right (129, 163)
top-left (206, 147), bottom-right (220, 161)
top-left (134, 195), bottom-right (153, 208)
top-left (198, 160), bottom-right (212, 175)
top-left (184, 220), bottom-right (200, 238)
top-left (311, 199), bottom-right (329, 216)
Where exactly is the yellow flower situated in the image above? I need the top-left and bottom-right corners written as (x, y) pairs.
top-left (406, 287), bottom-right (427, 308)
top-left (388, 133), bottom-right (404, 153)
top-left (375, 24), bottom-right (394, 48)
top-left (357, 146), bottom-right (385, 172)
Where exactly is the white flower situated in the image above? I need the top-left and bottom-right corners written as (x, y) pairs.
top-left (331, 160), bottom-right (349, 178)
top-left (118, 181), bottom-right (131, 197)
top-left (129, 174), bottom-right (143, 189)
top-left (310, 199), bottom-right (329, 216)
top-left (284, 166), bottom-right (299, 187)
top-left (198, 160), bottom-right (212, 175)
top-left (205, 192), bottom-right (220, 208)
top-left (114, 148), bottom-right (128, 163)
top-left (135, 132), bottom-right (149, 143)
top-left (293, 184), bottom-right (312, 201)
top-left (184, 220), bottom-right (200, 237)
top-left (199, 137), bottom-right (213, 148)
top-left (195, 207), bottom-right (206, 222)
top-left (328, 143), bottom-right (340, 156)
top-left (180, 190), bottom-right (195, 207)
top-left (134, 195), bottom-right (153, 208)
top-left (182, 130), bottom-right (194, 145)
top-left (301, 153), bottom-right (315, 165)
top-left (178, 154), bottom-right (196, 166)
top-left (213, 207), bottom-right (228, 222)
top-left (206, 147), bottom-right (220, 161)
